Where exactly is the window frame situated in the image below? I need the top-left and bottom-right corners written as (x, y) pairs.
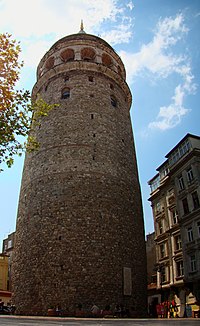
top-left (190, 255), bottom-right (197, 272)
top-left (192, 191), bottom-right (200, 210)
top-left (178, 175), bottom-right (185, 190)
top-left (61, 87), bottom-right (70, 99)
top-left (174, 234), bottom-right (182, 251)
top-left (182, 197), bottom-right (189, 215)
top-left (187, 227), bottom-right (194, 242)
top-left (187, 167), bottom-right (194, 183)
top-left (176, 260), bottom-right (184, 277)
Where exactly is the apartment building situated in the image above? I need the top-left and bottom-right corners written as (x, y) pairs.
top-left (148, 133), bottom-right (200, 317)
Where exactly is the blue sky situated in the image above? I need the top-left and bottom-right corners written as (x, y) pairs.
top-left (0, 0), bottom-right (200, 248)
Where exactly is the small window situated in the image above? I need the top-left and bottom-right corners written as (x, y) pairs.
top-left (61, 88), bottom-right (70, 99)
top-left (197, 221), bottom-right (200, 238)
top-left (160, 243), bottom-right (165, 258)
top-left (174, 235), bottom-right (182, 250)
top-left (91, 114), bottom-right (94, 119)
top-left (111, 96), bottom-right (117, 108)
top-left (155, 202), bottom-right (161, 214)
top-left (190, 255), bottom-right (196, 272)
top-left (158, 220), bottom-right (163, 235)
top-left (176, 260), bottom-right (184, 277)
top-left (8, 240), bottom-right (12, 249)
top-left (110, 84), bottom-right (114, 90)
top-left (178, 175), bottom-right (184, 190)
top-left (171, 209), bottom-right (178, 224)
top-left (88, 76), bottom-right (94, 82)
top-left (182, 197), bottom-right (189, 215)
top-left (187, 227), bottom-right (193, 242)
top-left (64, 76), bottom-right (69, 82)
top-left (187, 167), bottom-right (194, 183)
top-left (192, 191), bottom-right (200, 210)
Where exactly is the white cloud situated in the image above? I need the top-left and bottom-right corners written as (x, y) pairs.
top-left (148, 84), bottom-right (190, 131)
top-left (102, 23), bottom-right (133, 45)
top-left (120, 13), bottom-right (189, 82)
top-left (120, 13), bottom-right (195, 131)
top-left (0, 0), bottom-right (133, 68)
top-left (127, 1), bottom-right (134, 11)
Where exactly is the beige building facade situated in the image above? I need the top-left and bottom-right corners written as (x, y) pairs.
top-left (148, 133), bottom-right (200, 317)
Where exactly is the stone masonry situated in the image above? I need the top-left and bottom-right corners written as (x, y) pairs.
top-left (12, 31), bottom-right (147, 317)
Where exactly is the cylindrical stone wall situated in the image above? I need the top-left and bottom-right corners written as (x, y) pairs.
top-left (13, 33), bottom-right (147, 317)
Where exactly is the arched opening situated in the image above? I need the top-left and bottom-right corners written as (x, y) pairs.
top-left (45, 56), bottom-right (55, 69)
top-left (60, 48), bottom-right (75, 62)
top-left (81, 47), bottom-right (96, 61)
top-left (102, 53), bottom-right (113, 67)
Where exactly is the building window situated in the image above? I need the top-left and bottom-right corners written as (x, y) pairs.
top-left (155, 202), bottom-right (161, 214)
top-left (8, 240), bottom-right (12, 249)
top-left (160, 243), bottom-right (165, 258)
top-left (187, 167), bottom-right (194, 183)
top-left (161, 266), bottom-right (166, 283)
top-left (110, 96), bottom-right (117, 108)
top-left (197, 221), bottom-right (200, 238)
top-left (61, 88), bottom-right (70, 99)
top-left (168, 139), bottom-right (191, 166)
top-left (64, 76), bottom-right (69, 82)
top-left (192, 191), bottom-right (200, 210)
top-left (190, 255), bottom-right (197, 272)
top-left (174, 234), bottom-right (182, 251)
top-left (176, 260), bottom-right (184, 277)
top-left (88, 76), bottom-right (94, 82)
top-left (178, 175), bottom-right (185, 190)
top-left (150, 175), bottom-right (160, 192)
top-left (171, 209), bottom-right (178, 224)
top-left (182, 197), bottom-right (189, 215)
top-left (158, 220), bottom-right (163, 235)
top-left (187, 227), bottom-right (194, 242)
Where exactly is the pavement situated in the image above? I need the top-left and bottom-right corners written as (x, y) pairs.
top-left (0, 315), bottom-right (200, 326)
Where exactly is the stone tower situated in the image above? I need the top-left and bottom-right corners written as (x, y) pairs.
top-left (13, 25), bottom-right (147, 317)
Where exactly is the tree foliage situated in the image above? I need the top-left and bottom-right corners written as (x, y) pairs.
top-left (0, 33), bottom-right (57, 171)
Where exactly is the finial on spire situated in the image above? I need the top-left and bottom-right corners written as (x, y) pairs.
top-left (80, 19), bottom-right (84, 31)
top-left (79, 19), bottom-right (86, 34)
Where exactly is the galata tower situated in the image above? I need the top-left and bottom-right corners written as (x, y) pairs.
top-left (13, 23), bottom-right (147, 317)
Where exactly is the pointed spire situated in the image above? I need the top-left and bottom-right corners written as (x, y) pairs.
top-left (79, 19), bottom-right (86, 34)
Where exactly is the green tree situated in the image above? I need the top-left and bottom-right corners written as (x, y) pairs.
top-left (0, 33), bottom-right (57, 171)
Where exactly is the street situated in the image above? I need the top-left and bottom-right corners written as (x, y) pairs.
top-left (0, 316), bottom-right (200, 326)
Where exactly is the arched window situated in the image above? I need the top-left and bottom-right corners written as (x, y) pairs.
top-left (102, 53), bottom-right (113, 67)
top-left (61, 87), bottom-right (70, 99)
top-left (45, 56), bottom-right (55, 69)
top-left (81, 47), bottom-right (96, 61)
top-left (110, 96), bottom-right (117, 108)
top-left (60, 48), bottom-right (75, 62)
